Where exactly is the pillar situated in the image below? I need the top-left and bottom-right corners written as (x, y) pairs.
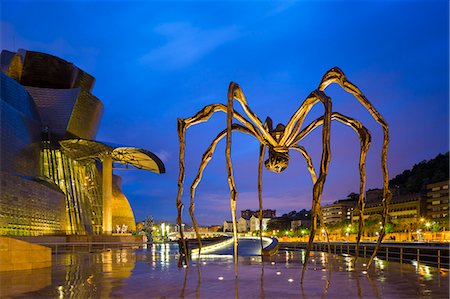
top-left (102, 154), bottom-right (113, 235)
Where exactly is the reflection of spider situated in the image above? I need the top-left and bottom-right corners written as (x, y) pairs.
top-left (175, 67), bottom-right (392, 281)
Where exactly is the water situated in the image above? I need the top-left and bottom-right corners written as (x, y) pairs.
top-left (0, 243), bottom-right (448, 298)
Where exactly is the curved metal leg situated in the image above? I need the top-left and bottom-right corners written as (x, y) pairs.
top-left (301, 90), bottom-right (332, 284)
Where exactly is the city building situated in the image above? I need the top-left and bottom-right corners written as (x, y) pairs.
top-left (237, 217), bottom-right (249, 233)
top-left (426, 180), bottom-right (449, 226)
top-left (223, 221), bottom-right (233, 232)
top-left (241, 209), bottom-right (276, 219)
top-left (351, 193), bottom-right (427, 227)
top-left (0, 49), bottom-right (165, 236)
top-left (321, 198), bottom-right (357, 225)
top-left (249, 215), bottom-right (271, 232)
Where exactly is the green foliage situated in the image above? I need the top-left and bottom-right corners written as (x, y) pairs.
top-left (385, 222), bottom-right (395, 234)
top-left (432, 222), bottom-right (440, 233)
top-left (267, 218), bottom-right (291, 231)
top-left (389, 152), bottom-right (449, 194)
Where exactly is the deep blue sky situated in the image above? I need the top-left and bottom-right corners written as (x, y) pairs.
top-left (2, 1), bottom-right (448, 225)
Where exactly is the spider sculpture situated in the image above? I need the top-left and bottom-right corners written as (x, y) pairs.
top-left (176, 67), bottom-right (392, 281)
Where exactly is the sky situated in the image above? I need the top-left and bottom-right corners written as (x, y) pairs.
top-left (1, 0), bottom-right (448, 225)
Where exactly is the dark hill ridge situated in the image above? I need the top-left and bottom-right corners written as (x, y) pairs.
top-left (389, 152), bottom-right (449, 195)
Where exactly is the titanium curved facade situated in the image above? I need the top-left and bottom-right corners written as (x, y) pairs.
top-left (0, 49), bottom-right (164, 236)
top-left (112, 175), bottom-right (137, 232)
top-left (0, 72), bottom-right (66, 236)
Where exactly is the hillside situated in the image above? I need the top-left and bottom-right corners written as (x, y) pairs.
top-left (389, 152), bottom-right (449, 194)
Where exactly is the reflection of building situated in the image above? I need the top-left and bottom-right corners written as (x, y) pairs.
top-left (321, 199), bottom-right (357, 225)
top-left (426, 181), bottom-right (449, 225)
top-left (0, 49), bottom-right (164, 236)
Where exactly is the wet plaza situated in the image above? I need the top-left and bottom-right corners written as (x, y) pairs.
top-left (0, 242), bottom-right (448, 298)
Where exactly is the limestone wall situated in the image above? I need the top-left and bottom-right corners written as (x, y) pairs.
top-left (0, 237), bottom-right (51, 271)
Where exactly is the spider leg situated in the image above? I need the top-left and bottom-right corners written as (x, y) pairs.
top-left (298, 90), bottom-right (332, 284)
top-left (227, 83), bottom-right (239, 261)
top-left (318, 67), bottom-right (390, 269)
top-left (291, 145), bottom-right (331, 256)
top-left (177, 104), bottom-right (266, 267)
top-left (258, 143), bottom-right (266, 252)
top-left (230, 83), bottom-right (278, 146)
top-left (226, 83), bottom-right (280, 263)
top-left (188, 124), bottom-right (261, 254)
top-left (292, 112), bottom-right (372, 263)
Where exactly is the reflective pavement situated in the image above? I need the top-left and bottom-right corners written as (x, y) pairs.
top-left (0, 243), bottom-right (448, 298)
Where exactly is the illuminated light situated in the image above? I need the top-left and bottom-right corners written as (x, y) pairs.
top-left (271, 262), bottom-right (275, 265)
top-left (420, 218), bottom-right (425, 222)
top-left (362, 271), bottom-right (368, 274)
top-left (202, 262), bottom-right (206, 265)
top-left (276, 271), bottom-right (281, 275)
top-left (161, 223), bottom-right (166, 237)
top-left (288, 278), bottom-right (294, 283)
top-left (362, 263), bottom-right (367, 267)
top-left (218, 276), bottom-right (224, 280)
top-left (425, 222), bottom-right (431, 228)
top-left (183, 265), bottom-right (188, 268)
top-left (321, 228), bottom-right (325, 234)
top-left (58, 286), bottom-right (64, 291)
top-left (312, 259), bottom-right (315, 262)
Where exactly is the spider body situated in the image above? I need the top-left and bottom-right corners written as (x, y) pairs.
top-left (265, 147), bottom-right (290, 173)
top-left (175, 67), bottom-right (391, 282)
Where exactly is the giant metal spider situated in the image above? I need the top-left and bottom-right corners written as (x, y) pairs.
top-left (176, 67), bottom-right (392, 281)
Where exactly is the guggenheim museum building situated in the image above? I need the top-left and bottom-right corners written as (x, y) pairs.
top-left (0, 49), bottom-right (165, 236)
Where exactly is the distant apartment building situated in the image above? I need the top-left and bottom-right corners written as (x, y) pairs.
top-left (241, 209), bottom-right (276, 219)
top-left (223, 221), bottom-right (233, 232)
top-left (351, 193), bottom-right (426, 224)
top-left (426, 180), bottom-right (449, 225)
top-left (237, 217), bottom-right (249, 232)
top-left (249, 215), bottom-right (271, 231)
top-left (321, 199), bottom-right (357, 225)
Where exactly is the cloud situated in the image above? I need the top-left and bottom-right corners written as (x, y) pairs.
top-left (154, 149), bottom-right (171, 163)
top-left (140, 22), bottom-right (241, 69)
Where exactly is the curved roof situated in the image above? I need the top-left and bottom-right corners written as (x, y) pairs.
top-left (59, 139), bottom-right (165, 174)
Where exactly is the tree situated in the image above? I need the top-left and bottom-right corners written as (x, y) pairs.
top-left (143, 216), bottom-right (154, 242)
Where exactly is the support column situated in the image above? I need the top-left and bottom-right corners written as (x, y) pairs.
top-left (102, 154), bottom-right (113, 235)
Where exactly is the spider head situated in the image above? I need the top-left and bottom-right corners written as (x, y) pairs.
top-left (265, 148), bottom-right (290, 173)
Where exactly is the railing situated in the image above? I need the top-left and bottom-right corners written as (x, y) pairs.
top-left (34, 241), bottom-right (150, 254)
top-left (279, 242), bottom-right (449, 268)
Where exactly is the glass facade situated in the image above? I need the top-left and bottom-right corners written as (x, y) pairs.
top-left (41, 145), bottom-right (103, 235)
